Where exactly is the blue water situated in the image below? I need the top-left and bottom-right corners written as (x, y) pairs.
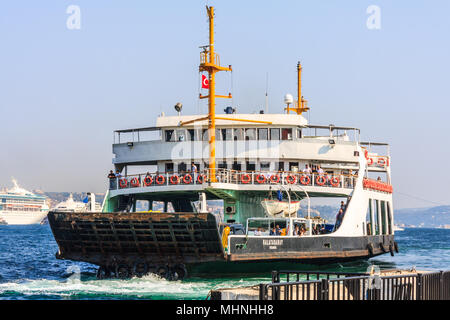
top-left (0, 225), bottom-right (448, 300)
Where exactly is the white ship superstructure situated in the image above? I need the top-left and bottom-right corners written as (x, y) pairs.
top-left (0, 179), bottom-right (49, 225)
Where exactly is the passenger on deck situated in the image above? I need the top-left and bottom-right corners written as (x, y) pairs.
top-left (254, 227), bottom-right (262, 236)
top-left (335, 209), bottom-right (344, 230)
top-left (299, 227), bottom-right (306, 236)
top-left (191, 162), bottom-right (198, 173)
top-left (115, 170), bottom-right (122, 178)
top-left (340, 201), bottom-right (346, 212)
top-left (377, 176), bottom-right (382, 181)
top-left (303, 164), bottom-right (312, 175)
top-left (316, 165), bottom-right (324, 176)
top-left (108, 170), bottom-right (116, 189)
top-left (293, 225), bottom-right (300, 236)
top-left (270, 226), bottom-right (278, 236)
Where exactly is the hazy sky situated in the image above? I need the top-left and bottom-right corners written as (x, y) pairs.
top-left (1, 1), bottom-right (449, 209)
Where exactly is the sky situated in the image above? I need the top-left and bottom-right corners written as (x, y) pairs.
top-left (0, 1), bottom-right (449, 209)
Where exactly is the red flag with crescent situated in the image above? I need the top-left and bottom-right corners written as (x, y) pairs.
top-left (201, 74), bottom-right (209, 89)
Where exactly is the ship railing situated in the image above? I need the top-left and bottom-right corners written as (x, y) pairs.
top-left (109, 168), bottom-right (356, 191)
top-left (259, 270), bottom-right (450, 300)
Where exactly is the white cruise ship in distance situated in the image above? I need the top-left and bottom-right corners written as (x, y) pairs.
top-left (53, 193), bottom-right (101, 212)
top-left (0, 179), bottom-right (49, 225)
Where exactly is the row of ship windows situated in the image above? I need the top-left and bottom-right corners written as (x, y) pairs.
top-left (0, 206), bottom-right (41, 211)
top-left (1, 198), bottom-right (45, 204)
top-left (164, 128), bottom-right (301, 142)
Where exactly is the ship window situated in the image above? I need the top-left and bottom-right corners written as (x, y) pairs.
top-left (202, 129), bottom-right (208, 141)
top-left (220, 128), bottom-right (232, 141)
top-left (215, 129), bottom-right (222, 141)
top-left (374, 200), bottom-right (380, 235)
top-left (270, 128), bottom-right (280, 140)
top-left (260, 162), bottom-right (270, 171)
top-left (297, 128), bottom-right (302, 139)
top-left (245, 128), bottom-right (257, 140)
top-left (165, 163), bottom-right (174, 173)
top-left (277, 162), bottom-right (285, 171)
top-left (366, 199), bottom-right (373, 236)
top-left (246, 161), bottom-right (256, 171)
top-left (176, 130), bottom-right (186, 142)
top-left (258, 128), bottom-right (268, 140)
top-left (187, 129), bottom-right (196, 141)
top-left (178, 162), bottom-right (187, 173)
top-left (381, 201), bottom-right (387, 235)
top-left (281, 128), bottom-right (293, 140)
top-left (218, 162), bottom-right (227, 169)
top-left (232, 161), bottom-right (241, 171)
top-left (233, 128), bottom-right (244, 140)
top-left (289, 162), bottom-right (299, 172)
top-left (165, 130), bottom-right (175, 142)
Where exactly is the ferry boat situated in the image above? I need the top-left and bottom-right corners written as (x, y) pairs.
top-left (0, 179), bottom-right (49, 225)
top-left (48, 6), bottom-right (398, 279)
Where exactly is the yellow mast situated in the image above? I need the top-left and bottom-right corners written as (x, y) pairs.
top-left (199, 6), bottom-right (232, 182)
top-left (286, 61), bottom-right (310, 115)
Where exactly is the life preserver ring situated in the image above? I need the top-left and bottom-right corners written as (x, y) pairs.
top-left (241, 174), bottom-right (251, 184)
top-left (170, 264), bottom-right (188, 281)
top-left (316, 175), bottom-right (326, 186)
top-left (143, 176), bottom-right (153, 186)
top-left (197, 174), bottom-right (207, 184)
top-left (364, 149), bottom-right (369, 160)
top-left (286, 174), bottom-right (296, 184)
top-left (170, 175), bottom-right (180, 185)
top-left (300, 175), bottom-right (310, 185)
top-left (96, 266), bottom-right (110, 279)
top-left (133, 260), bottom-right (149, 278)
top-left (115, 263), bottom-right (130, 279)
top-left (367, 158), bottom-right (374, 165)
top-left (329, 176), bottom-right (340, 187)
top-left (270, 175), bottom-right (280, 184)
top-left (256, 174), bottom-right (266, 184)
top-left (182, 174), bottom-right (193, 184)
top-left (119, 178), bottom-right (128, 188)
top-left (377, 158), bottom-right (386, 166)
top-left (156, 265), bottom-right (169, 279)
top-left (130, 177), bottom-right (140, 187)
top-left (155, 175), bottom-right (165, 185)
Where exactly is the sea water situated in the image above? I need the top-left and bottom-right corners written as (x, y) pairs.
top-left (0, 225), bottom-right (448, 300)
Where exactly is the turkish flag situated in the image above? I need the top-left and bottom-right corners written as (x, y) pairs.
top-left (201, 74), bottom-right (209, 89)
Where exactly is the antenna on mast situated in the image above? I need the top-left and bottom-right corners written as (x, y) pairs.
top-left (265, 72), bottom-right (269, 114)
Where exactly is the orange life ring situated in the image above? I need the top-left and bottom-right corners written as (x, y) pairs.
top-left (241, 174), bottom-right (251, 184)
top-left (155, 175), bottom-right (165, 185)
top-left (329, 176), bottom-right (340, 187)
top-left (364, 149), bottom-right (369, 160)
top-left (256, 174), bottom-right (266, 184)
top-left (143, 176), bottom-right (153, 186)
top-left (300, 175), bottom-right (310, 185)
top-left (377, 158), bottom-right (386, 166)
top-left (286, 174), bottom-right (296, 184)
top-left (316, 175), bottom-right (326, 186)
top-left (270, 175), bottom-right (280, 184)
top-left (130, 177), bottom-right (140, 187)
top-left (197, 174), bottom-right (207, 184)
top-left (367, 158), bottom-right (374, 165)
top-left (119, 178), bottom-right (128, 188)
top-left (170, 175), bottom-right (180, 185)
top-left (182, 174), bottom-right (193, 184)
